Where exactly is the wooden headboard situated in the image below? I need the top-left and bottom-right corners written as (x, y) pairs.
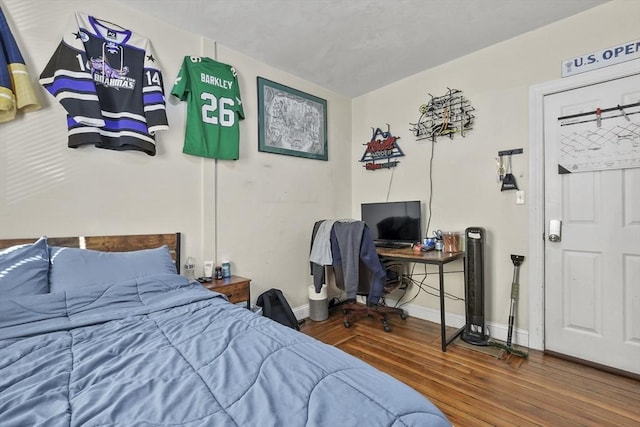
top-left (0, 233), bottom-right (182, 273)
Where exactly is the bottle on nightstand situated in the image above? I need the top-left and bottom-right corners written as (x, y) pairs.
top-left (222, 261), bottom-right (231, 278)
top-left (203, 260), bottom-right (214, 278)
top-left (184, 257), bottom-right (196, 282)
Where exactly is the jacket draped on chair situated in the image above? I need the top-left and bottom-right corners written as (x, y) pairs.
top-left (310, 220), bottom-right (386, 304)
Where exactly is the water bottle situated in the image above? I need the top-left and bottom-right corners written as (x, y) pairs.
top-left (184, 257), bottom-right (195, 281)
top-left (221, 261), bottom-right (231, 278)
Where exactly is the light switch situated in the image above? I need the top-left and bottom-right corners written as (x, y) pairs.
top-left (516, 191), bottom-right (525, 205)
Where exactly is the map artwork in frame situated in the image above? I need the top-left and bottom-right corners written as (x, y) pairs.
top-left (257, 77), bottom-right (328, 160)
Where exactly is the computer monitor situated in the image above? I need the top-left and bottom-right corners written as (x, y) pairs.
top-left (361, 201), bottom-right (422, 244)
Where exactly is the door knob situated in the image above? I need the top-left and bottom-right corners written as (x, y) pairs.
top-left (549, 219), bottom-right (562, 242)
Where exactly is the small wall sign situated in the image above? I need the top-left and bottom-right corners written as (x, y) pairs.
top-left (562, 39), bottom-right (640, 78)
top-left (359, 125), bottom-right (404, 171)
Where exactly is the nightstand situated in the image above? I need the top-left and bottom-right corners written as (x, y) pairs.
top-left (201, 275), bottom-right (251, 309)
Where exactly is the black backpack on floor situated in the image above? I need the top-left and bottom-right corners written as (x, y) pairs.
top-left (256, 288), bottom-right (300, 330)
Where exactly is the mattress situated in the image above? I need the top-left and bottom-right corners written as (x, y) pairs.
top-left (0, 273), bottom-right (450, 426)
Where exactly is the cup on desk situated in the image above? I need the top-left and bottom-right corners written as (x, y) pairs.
top-left (442, 232), bottom-right (462, 252)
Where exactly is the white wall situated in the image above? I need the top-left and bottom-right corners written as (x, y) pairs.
top-left (351, 0), bottom-right (640, 334)
top-left (2, 0), bottom-right (637, 335)
top-left (0, 0), bottom-right (204, 261)
top-left (209, 44), bottom-right (353, 306)
top-left (0, 0), bottom-right (353, 308)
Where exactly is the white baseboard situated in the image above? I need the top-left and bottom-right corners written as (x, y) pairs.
top-left (294, 304), bottom-right (310, 321)
top-left (295, 300), bottom-right (529, 347)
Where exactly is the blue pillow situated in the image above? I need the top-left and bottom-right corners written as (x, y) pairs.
top-left (49, 245), bottom-right (177, 293)
top-left (0, 236), bottom-right (49, 297)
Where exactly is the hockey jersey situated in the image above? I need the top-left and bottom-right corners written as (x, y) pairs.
top-left (39, 13), bottom-right (168, 155)
top-left (171, 56), bottom-right (244, 159)
top-left (0, 6), bottom-right (41, 123)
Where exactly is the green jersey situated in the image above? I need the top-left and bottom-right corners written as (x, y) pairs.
top-left (171, 57), bottom-right (244, 159)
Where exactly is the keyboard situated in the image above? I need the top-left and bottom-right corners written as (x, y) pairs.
top-left (374, 241), bottom-right (411, 249)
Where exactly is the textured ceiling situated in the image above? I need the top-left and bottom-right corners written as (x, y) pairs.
top-left (118, 0), bottom-right (609, 97)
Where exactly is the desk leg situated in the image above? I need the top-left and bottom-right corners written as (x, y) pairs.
top-left (439, 259), bottom-right (465, 351)
top-left (439, 264), bottom-right (447, 352)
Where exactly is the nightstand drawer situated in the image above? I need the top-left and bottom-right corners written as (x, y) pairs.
top-left (201, 275), bottom-right (251, 308)
top-left (220, 281), bottom-right (250, 304)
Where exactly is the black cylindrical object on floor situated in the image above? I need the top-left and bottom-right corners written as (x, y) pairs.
top-left (462, 227), bottom-right (489, 345)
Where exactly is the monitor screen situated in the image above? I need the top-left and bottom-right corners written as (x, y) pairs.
top-left (361, 201), bottom-right (422, 244)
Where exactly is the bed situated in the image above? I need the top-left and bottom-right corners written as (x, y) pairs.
top-left (0, 233), bottom-right (450, 426)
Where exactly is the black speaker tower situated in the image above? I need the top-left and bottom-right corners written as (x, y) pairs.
top-left (462, 227), bottom-right (489, 345)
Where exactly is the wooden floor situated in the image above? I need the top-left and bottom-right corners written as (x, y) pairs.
top-left (300, 310), bottom-right (640, 427)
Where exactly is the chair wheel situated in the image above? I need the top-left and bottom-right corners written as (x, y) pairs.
top-left (344, 321), bottom-right (351, 328)
top-left (400, 313), bottom-right (407, 320)
top-left (384, 325), bottom-right (392, 332)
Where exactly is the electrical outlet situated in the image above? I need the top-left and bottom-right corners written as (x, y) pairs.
top-left (516, 190), bottom-right (525, 205)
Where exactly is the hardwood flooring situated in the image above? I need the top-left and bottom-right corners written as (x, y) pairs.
top-left (300, 310), bottom-right (640, 426)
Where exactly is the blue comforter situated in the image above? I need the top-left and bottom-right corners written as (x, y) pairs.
top-left (0, 274), bottom-right (450, 426)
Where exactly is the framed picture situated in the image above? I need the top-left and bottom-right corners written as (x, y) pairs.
top-left (257, 77), bottom-right (328, 161)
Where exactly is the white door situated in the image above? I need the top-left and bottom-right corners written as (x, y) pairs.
top-left (543, 74), bottom-right (640, 375)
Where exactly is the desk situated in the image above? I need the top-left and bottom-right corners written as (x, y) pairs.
top-left (376, 247), bottom-right (465, 352)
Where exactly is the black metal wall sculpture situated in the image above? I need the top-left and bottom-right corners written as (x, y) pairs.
top-left (410, 88), bottom-right (475, 142)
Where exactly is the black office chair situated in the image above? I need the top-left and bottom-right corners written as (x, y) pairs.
top-left (335, 259), bottom-right (408, 332)
top-left (310, 219), bottom-right (408, 332)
